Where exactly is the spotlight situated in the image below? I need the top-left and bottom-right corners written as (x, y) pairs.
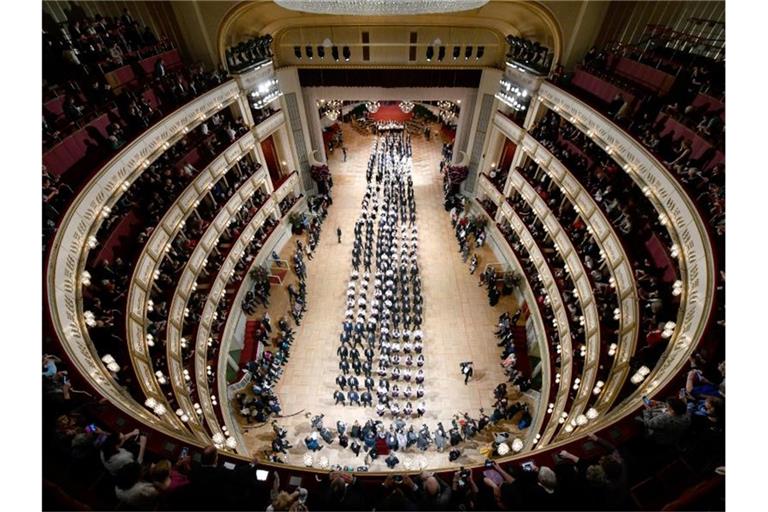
top-left (332, 46), bottom-right (339, 61)
top-left (343, 46), bottom-right (351, 61)
top-left (477, 46), bottom-right (485, 59)
top-left (465, 45), bottom-right (473, 59)
top-left (453, 46), bottom-right (460, 59)
top-left (317, 45), bottom-right (325, 59)
top-left (305, 45), bottom-right (313, 59)
top-left (438, 46), bottom-right (446, 61)
top-left (293, 46), bottom-right (301, 59)
top-left (426, 46), bottom-right (434, 61)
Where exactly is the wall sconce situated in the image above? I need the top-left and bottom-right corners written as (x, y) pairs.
top-left (496, 442), bottom-right (510, 455)
top-left (576, 414), bottom-right (588, 426)
top-left (83, 311), bottom-right (96, 327)
top-left (586, 408), bottom-right (599, 420)
top-left (593, 380), bottom-right (604, 395)
top-left (80, 271), bottom-right (92, 287)
top-left (511, 438), bottom-right (524, 452)
top-left (86, 235), bottom-right (98, 249)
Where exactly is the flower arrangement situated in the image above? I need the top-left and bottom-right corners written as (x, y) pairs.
top-left (444, 165), bottom-right (469, 185)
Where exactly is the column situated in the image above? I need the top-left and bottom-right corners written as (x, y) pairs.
top-left (477, 127), bottom-right (505, 182)
top-left (461, 68), bottom-right (503, 194)
top-left (274, 67), bottom-right (319, 192)
top-left (523, 96), bottom-right (545, 130)
top-left (451, 89), bottom-right (476, 166)
top-left (302, 88), bottom-right (327, 165)
top-left (234, 93), bottom-right (255, 128)
top-left (503, 144), bottom-right (527, 197)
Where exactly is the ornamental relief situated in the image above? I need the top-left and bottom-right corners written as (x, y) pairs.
top-left (537, 82), bottom-right (714, 430)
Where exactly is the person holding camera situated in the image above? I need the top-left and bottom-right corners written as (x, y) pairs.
top-left (460, 361), bottom-right (474, 385)
top-left (452, 467), bottom-right (479, 510)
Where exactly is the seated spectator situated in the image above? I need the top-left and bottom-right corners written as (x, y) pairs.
top-left (148, 459), bottom-right (190, 496)
top-left (418, 472), bottom-right (452, 510)
top-left (321, 471), bottom-right (366, 510)
top-left (99, 429), bottom-right (147, 476)
top-left (267, 472), bottom-right (308, 512)
top-left (114, 462), bottom-right (159, 510)
top-left (638, 397), bottom-right (691, 447)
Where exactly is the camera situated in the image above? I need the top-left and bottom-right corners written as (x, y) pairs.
top-left (393, 475), bottom-right (403, 484)
top-left (484, 459), bottom-right (494, 468)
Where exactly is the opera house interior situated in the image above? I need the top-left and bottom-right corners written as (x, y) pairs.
top-left (26, 0), bottom-right (745, 510)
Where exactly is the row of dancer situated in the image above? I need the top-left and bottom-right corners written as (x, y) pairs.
top-left (335, 130), bottom-right (426, 417)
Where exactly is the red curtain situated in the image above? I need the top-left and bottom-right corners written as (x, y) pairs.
top-left (260, 135), bottom-right (283, 186)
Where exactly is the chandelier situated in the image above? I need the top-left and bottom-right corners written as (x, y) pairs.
top-left (318, 99), bottom-right (342, 121)
top-left (399, 101), bottom-right (414, 113)
top-left (437, 100), bottom-right (457, 123)
top-left (365, 100), bottom-right (380, 113)
top-left (274, 1), bottom-right (489, 16)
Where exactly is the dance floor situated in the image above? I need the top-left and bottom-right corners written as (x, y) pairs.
top-left (236, 123), bottom-right (534, 470)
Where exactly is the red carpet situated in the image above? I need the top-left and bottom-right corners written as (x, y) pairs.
top-left (370, 104), bottom-right (414, 123)
top-left (238, 320), bottom-right (262, 370)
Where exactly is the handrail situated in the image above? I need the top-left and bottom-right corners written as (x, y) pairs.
top-left (46, 80), bottom-right (241, 442)
top-left (125, 132), bottom-right (259, 442)
top-left (194, 202), bottom-right (279, 453)
top-left (472, 201), bottom-right (552, 451)
top-left (495, 202), bottom-right (574, 448)
top-left (163, 172), bottom-right (269, 443)
top-left (498, 176), bottom-right (601, 443)
top-left (492, 112), bottom-right (641, 431)
top-left (502, 172), bottom-right (602, 437)
top-left (218, 197), bottom-right (306, 455)
top-left (536, 82), bottom-right (716, 431)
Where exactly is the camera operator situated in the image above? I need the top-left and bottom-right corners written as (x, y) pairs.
top-left (460, 361), bottom-right (474, 385)
top-left (451, 467), bottom-right (479, 510)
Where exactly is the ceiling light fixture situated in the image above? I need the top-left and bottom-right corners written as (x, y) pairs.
top-left (274, 1), bottom-right (490, 15)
